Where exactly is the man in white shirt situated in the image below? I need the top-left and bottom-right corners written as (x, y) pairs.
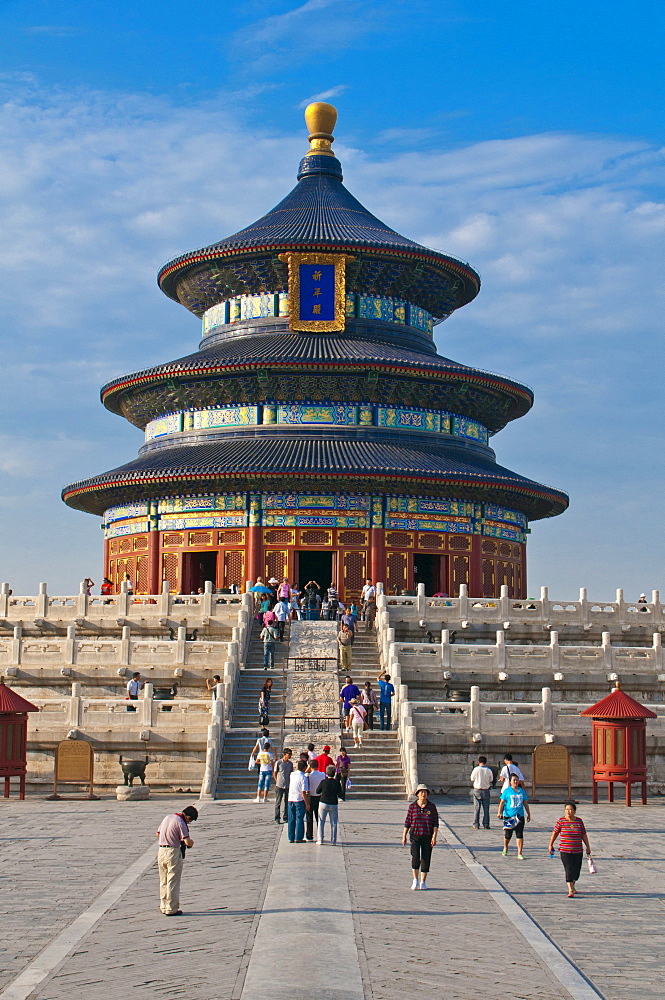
top-left (273, 598), bottom-right (290, 640)
top-left (498, 753), bottom-right (525, 790)
top-left (361, 579), bottom-right (376, 619)
top-left (287, 760), bottom-right (311, 843)
top-left (469, 755), bottom-right (494, 829)
top-left (305, 760), bottom-right (325, 841)
top-left (126, 671), bottom-right (144, 712)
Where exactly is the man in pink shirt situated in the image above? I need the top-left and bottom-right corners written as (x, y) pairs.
top-left (156, 805), bottom-right (198, 916)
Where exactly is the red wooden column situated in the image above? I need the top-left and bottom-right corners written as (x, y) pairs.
top-left (369, 528), bottom-right (385, 587)
top-left (147, 532), bottom-right (161, 594)
top-left (245, 494), bottom-right (262, 585)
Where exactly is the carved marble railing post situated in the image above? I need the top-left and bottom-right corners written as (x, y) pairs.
top-left (496, 629), bottom-right (506, 671)
top-left (550, 630), bottom-right (560, 673)
top-left (11, 626), bottom-right (22, 665)
top-left (36, 582), bottom-right (49, 619)
top-left (65, 625), bottom-right (77, 665)
top-left (118, 580), bottom-right (130, 617)
top-left (120, 625), bottom-right (131, 666)
top-left (540, 586), bottom-right (549, 620)
top-left (0, 582), bottom-right (10, 619)
top-left (69, 682), bottom-right (82, 727)
top-left (499, 585), bottom-right (510, 621)
top-left (653, 632), bottom-right (663, 674)
top-left (202, 580), bottom-right (214, 617)
top-left (176, 626), bottom-right (187, 665)
top-left (77, 581), bottom-right (88, 617)
top-left (440, 629), bottom-right (451, 670)
top-left (615, 588), bottom-right (624, 615)
top-left (142, 682), bottom-right (154, 726)
top-left (541, 686), bottom-right (553, 733)
top-left (469, 685), bottom-right (480, 731)
top-left (458, 583), bottom-right (469, 619)
top-left (159, 580), bottom-right (171, 616)
top-left (602, 631), bottom-right (613, 672)
top-left (579, 587), bottom-right (589, 625)
top-left (417, 583), bottom-right (426, 619)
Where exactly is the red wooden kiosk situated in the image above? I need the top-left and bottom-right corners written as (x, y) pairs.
top-left (0, 677), bottom-right (39, 799)
top-left (581, 682), bottom-right (656, 806)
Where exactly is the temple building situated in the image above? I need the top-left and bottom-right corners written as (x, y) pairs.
top-left (62, 103), bottom-right (568, 600)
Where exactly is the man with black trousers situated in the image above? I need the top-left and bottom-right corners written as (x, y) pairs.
top-left (305, 759), bottom-right (324, 841)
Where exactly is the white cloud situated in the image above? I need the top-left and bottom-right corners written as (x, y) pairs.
top-left (298, 85), bottom-right (349, 109)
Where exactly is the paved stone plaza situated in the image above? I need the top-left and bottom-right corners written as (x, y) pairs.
top-left (1, 794), bottom-right (662, 1000)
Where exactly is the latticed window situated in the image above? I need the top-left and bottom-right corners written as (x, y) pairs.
top-left (136, 556), bottom-right (149, 594)
top-left (419, 533), bottom-right (443, 549)
top-left (512, 544), bottom-right (521, 559)
top-left (224, 550), bottom-right (244, 588)
top-left (338, 530), bottom-right (367, 546)
top-left (499, 542), bottom-right (512, 557)
top-left (163, 532), bottom-right (184, 547)
top-left (453, 555), bottom-right (469, 589)
top-left (189, 531), bottom-right (213, 546)
top-left (264, 530), bottom-right (295, 545)
top-left (343, 550), bottom-right (366, 595)
top-left (498, 561), bottom-right (514, 592)
top-left (162, 552), bottom-right (179, 591)
top-left (119, 538), bottom-right (132, 554)
top-left (482, 558), bottom-right (494, 596)
top-left (219, 529), bottom-right (244, 545)
top-left (386, 551), bottom-right (407, 593)
top-left (265, 551), bottom-right (286, 581)
top-left (482, 539), bottom-right (497, 554)
top-left (300, 530), bottom-right (331, 546)
top-left (133, 536), bottom-right (148, 550)
top-left (449, 535), bottom-right (470, 550)
top-left (109, 540), bottom-right (118, 555)
top-left (386, 531), bottom-right (412, 548)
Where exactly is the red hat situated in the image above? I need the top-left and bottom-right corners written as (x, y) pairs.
top-left (323, 745), bottom-right (331, 753)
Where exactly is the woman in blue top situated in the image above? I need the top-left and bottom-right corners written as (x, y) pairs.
top-left (498, 772), bottom-right (531, 859)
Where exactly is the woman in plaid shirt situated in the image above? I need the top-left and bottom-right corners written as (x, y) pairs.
top-left (402, 783), bottom-right (439, 890)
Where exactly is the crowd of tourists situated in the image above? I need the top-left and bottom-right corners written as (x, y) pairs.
top-left (156, 742), bottom-right (596, 913)
top-left (248, 735), bottom-right (350, 844)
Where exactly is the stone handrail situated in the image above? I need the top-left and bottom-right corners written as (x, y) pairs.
top-left (0, 580), bottom-right (242, 627)
top-left (377, 584), bottom-right (663, 629)
top-left (200, 693), bottom-right (225, 799)
top-left (374, 582), bottom-right (418, 796)
top-left (29, 684), bottom-right (215, 731)
top-left (0, 627), bottom-right (230, 674)
top-left (222, 593), bottom-right (253, 729)
top-left (413, 685), bottom-right (665, 742)
top-left (389, 630), bottom-right (665, 681)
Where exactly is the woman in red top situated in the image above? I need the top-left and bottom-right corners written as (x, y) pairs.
top-left (548, 800), bottom-right (592, 897)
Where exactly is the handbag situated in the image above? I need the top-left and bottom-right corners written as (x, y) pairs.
top-left (248, 753), bottom-right (257, 771)
top-left (587, 856), bottom-right (598, 874)
top-left (502, 816), bottom-right (518, 829)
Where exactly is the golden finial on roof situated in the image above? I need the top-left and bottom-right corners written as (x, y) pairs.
top-left (614, 679), bottom-right (621, 690)
top-left (305, 102), bottom-right (337, 157)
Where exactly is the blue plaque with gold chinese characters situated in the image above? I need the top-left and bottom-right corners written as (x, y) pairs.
top-left (279, 252), bottom-right (350, 332)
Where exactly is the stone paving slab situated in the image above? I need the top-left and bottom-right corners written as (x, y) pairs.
top-left (341, 801), bottom-right (567, 1000)
top-left (443, 796), bottom-right (665, 1000)
top-left (3, 793), bottom-right (665, 1000)
top-left (0, 796), bottom-right (193, 993)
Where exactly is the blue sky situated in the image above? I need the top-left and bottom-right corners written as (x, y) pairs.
top-left (0, 0), bottom-right (663, 598)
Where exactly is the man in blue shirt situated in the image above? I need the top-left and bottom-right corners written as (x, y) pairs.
top-left (339, 675), bottom-right (361, 732)
top-left (376, 669), bottom-right (395, 730)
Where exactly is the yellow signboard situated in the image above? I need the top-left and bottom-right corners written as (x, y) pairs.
top-left (48, 739), bottom-right (99, 800)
